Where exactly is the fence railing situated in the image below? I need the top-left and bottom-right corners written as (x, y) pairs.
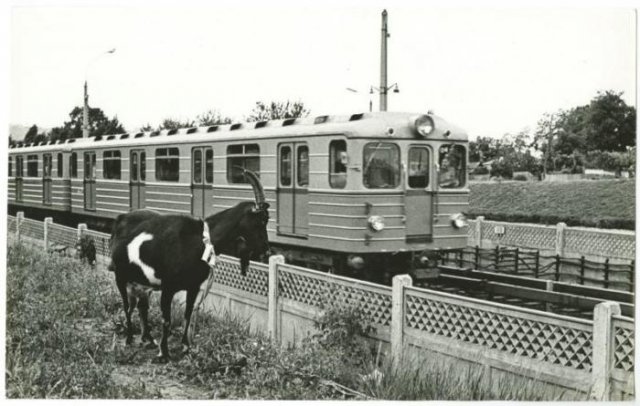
top-left (468, 217), bottom-right (635, 261)
top-left (442, 246), bottom-right (635, 293)
top-left (6, 213), bottom-right (635, 400)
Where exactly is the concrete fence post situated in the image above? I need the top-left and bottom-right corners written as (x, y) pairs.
top-left (391, 274), bottom-right (412, 369)
top-left (544, 280), bottom-right (554, 312)
top-left (475, 216), bottom-right (484, 247)
top-left (555, 222), bottom-right (566, 257)
top-left (16, 211), bottom-right (24, 241)
top-left (268, 255), bottom-right (285, 342)
top-left (44, 217), bottom-right (53, 251)
top-left (590, 301), bottom-right (621, 401)
top-left (77, 223), bottom-right (87, 242)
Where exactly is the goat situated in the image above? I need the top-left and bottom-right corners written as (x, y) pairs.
top-left (109, 169), bottom-right (270, 361)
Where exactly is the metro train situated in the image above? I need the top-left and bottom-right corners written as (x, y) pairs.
top-left (7, 111), bottom-right (469, 282)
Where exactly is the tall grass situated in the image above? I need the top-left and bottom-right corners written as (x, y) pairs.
top-left (6, 242), bottom-right (586, 400)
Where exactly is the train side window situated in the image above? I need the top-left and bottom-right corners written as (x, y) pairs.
top-left (8, 157), bottom-right (12, 177)
top-left (297, 145), bottom-right (309, 187)
top-left (408, 147), bottom-right (430, 188)
top-left (57, 153), bottom-right (63, 177)
top-left (280, 146), bottom-right (292, 186)
top-left (363, 142), bottom-right (400, 189)
top-left (27, 155), bottom-right (38, 177)
top-left (329, 140), bottom-right (347, 188)
top-left (155, 148), bottom-right (179, 181)
top-left (227, 144), bottom-right (260, 183)
top-left (193, 149), bottom-right (202, 184)
top-left (43, 154), bottom-right (52, 178)
top-left (438, 144), bottom-right (466, 188)
top-left (131, 153), bottom-right (138, 181)
top-left (205, 148), bottom-right (213, 184)
top-left (16, 156), bottom-right (24, 177)
top-left (69, 153), bottom-right (78, 178)
top-left (103, 150), bottom-right (122, 179)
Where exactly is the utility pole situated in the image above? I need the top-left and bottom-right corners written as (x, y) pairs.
top-left (379, 9), bottom-right (389, 111)
top-left (83, 81), bottom-right (89, 138)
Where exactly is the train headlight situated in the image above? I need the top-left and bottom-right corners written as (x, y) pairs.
top-left (450, 213), bottom-right (468, 229)
top-left (414, 115), bottom-right (435, 137)
top-left (368, 215), bottom-right (385, 232)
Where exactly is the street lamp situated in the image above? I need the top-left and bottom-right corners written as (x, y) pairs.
top-left (370, 83), bottom-right (400, 112)
top-left (83, 48), bottom-right (116, 138)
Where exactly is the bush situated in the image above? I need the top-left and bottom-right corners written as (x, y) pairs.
top-left (513, 175), bottom-right (528, 181)
top-left (489, 160), bottom-right (513, 179)
top-left (472, 165), bottom-right (489, 175)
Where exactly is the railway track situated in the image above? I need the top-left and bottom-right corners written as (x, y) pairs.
top-left (414, 265), bottom-right (634, 320)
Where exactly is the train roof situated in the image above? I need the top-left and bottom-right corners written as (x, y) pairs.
top-left (9, 111), bottom-right (468, 153)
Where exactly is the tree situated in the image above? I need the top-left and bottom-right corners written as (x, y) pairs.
top-left (44, 106), bottom-right (126, 142)
top-left (157, 118), bottom-right (195, 131)
top-left (584, 91), bottom-right (636, 151)
top-left (23, 125), bottom-right (46, 144)
top-left (196, 109), bottom-right (232, 126)
top-left (246, 100), bottom-right (310, 122)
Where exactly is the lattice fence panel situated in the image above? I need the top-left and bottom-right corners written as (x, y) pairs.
top-left (8, 216), bottom-right (17, 235)
top-left (20, 218), bottom-right (44, 241)
top-left (467, 219), bottom-right (477, 243)
top-left (481, 221), bottom-right (557, 250)
top-left (405, 290), bottom-right (593, 371)
top-left (564, 229), bottom-right (635, 260)
top-left (279, 264), bottom-right (392, 327)
top-left (213, 256), bottom-right (268, 297)
top-left (613, 316), bottom-right (634, 372)
top-left (48, 223), bottom-right (78, 248)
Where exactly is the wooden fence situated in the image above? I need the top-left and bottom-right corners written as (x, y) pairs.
top-left (7, 213), bottom-right (635, 400)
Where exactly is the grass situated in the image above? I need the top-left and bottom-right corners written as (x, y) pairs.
top-left (6, 242), bottom-right (586, 400)
top-left (469, 179), bottom-right (635, 229)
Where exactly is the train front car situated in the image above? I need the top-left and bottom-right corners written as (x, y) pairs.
top-left (310, 112), bottom-right (470, 283)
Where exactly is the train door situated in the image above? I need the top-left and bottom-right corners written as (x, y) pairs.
top-left (15, 156), bottom-right (23, 202)
top-left (191, 147), bottom-right (213, 218)
top-left (130, 150), bottom-right (146, 210)
top-left (83, 151), bottom-right (96, 210)
top-left (277, 142), bottom-right (308, 237)
top-left (405, 146), bottom-right (433, 242)
top-left (43, 154), bottom-right (52, 205)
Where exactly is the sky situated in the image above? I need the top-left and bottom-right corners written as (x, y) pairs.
top-left (7, 1), bottom-right (638, 140)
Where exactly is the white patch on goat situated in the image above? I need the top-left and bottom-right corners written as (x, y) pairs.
top-left (201, 221), bottom-right (216, 267)
top-left (127, 232), bottom-right (162, 286)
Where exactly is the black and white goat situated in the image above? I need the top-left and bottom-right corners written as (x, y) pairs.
top-left (109, 169), bottom-right (270, 361)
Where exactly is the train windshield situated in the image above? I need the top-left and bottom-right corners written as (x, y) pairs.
top-left (438, 144), bottom-right (466, 188)
top-left (363, 142), bottom-right (400, 188)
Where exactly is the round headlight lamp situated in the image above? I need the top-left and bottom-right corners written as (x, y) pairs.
top-left (450, 213), bottom-right (468, 229)
top-left (414, 115), bottom-right (435, 137)
top-left (368, 215), bottom-right (385, 232)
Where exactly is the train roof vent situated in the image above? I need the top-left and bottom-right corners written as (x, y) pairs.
top-left (66, 139), bottom-right (76, 144)
top-left (134, 132), bottom-right (145, 138)
top-left (167, 129), bottom-right (179, 135)
top-left (107, 135), bottom-right (117, 140)
top-left (48, 140), bottom-right (56, 145)
top-left (349, 113), bottom-right (365, 121)
top-left (120, 134), bottom-right (130, 140)
top-left (255, 121), bottom-right (268, 129)
top-left (57, 140), bottom-right (65, 144)
top-left (282, 118), bottom-right (296, 126)
top-left (207, 125), bottom-right (219, 133)
top-left (186, 127), bottom-right (197, 134)
top-left (314, 115), bottom-right (329, 124)
top-left (150, 131), bottom-right (160, 137)
top-left (230, 123), bottom-right (242, 131)
top-left (39, 141), bottom-right (46, 146)
top-left (94, 135), bottom-right (103, 141)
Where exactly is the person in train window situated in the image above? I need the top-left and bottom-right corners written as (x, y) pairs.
top-left (331, 150), bottom-right (348, 188)
top-left (438, 154), bottom-right (460, 188)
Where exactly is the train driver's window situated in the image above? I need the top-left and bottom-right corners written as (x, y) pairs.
top-left (408, 147), bottom-right (430, 188)
top-left (363, 142), bottom-right (400, 189)
top-left (57, 153), bottom-right (63, 177)
top-left (329, 140), bottom-right (347, 188)
top-left (438, 144), bottom-right (466, 188)
top-left (27, 155), bottom-right (38, 177)
top-left (227, 144), bottom-right (260, 184)
top-left (155, 148), bottom-right (180, 181)
top-left (69, 153), bottom-right (78, 178)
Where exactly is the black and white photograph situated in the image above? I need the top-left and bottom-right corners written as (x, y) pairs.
top-left (3, 0), bottom-right (636, 401)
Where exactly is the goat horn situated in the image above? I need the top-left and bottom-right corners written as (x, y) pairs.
top-left (243, 169), bottom-right (266, 209)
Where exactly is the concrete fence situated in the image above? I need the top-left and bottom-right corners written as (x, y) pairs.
top-left (7, 213), bottom-right (635, 400)
top-left (468, 217), bottom-right (635, 261)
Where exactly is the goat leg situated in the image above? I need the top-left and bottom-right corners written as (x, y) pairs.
top-left (137, 292), bottom-right (157, 349)
top-left (181, 287), bottom-right (199, 353)
top-left (156, 289), bottom-right (174, 362)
